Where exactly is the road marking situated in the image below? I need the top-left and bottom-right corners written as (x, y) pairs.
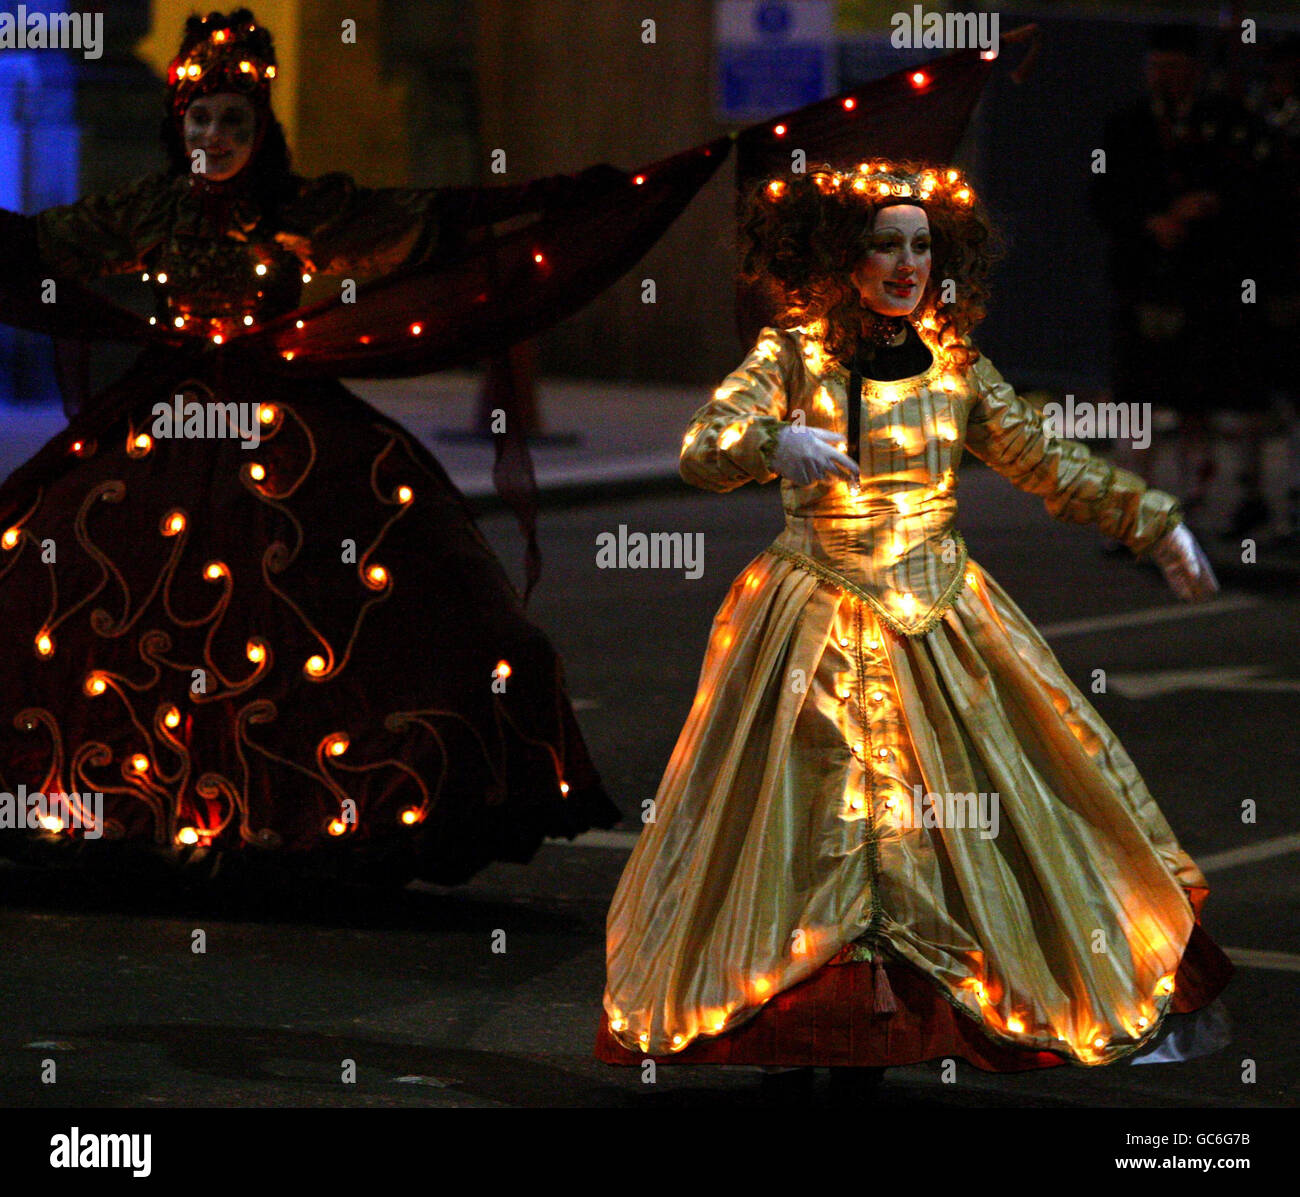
top-left (547, 829), bottom-right (639, 850)
top-left (1196, 832), bottom-right (1300, 874)
top-left (1108, 665), bottom-right (1300, 699)
top-left (1223, 948), bottom-right (1300, 973)
top-left (1037, 594), bottom-right (1260, 640)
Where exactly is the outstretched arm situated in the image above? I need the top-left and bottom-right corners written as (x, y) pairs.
top-left (280, 164), bottom-right (627, 278)
top-left (11, 172), bottom-right (172, 282)
top-left (963, 352), bottom-right (1218, 599)
top-left (963, 352), bottom-right (1181, 555)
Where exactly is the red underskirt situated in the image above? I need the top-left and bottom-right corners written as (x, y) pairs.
top-left (595, 923), bottom-right (1234, 1071)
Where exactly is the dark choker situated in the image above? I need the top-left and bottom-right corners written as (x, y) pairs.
top-left (858, 309), bottom-right (909, 349)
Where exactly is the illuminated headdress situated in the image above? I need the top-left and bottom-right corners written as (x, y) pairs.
top-left (762, 160), bottom-right (977, 209)
top-left (166, 10), bottom-right (278, 122)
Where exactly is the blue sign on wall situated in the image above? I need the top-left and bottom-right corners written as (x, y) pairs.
top-left (715, 0), bottom-right (836, 121)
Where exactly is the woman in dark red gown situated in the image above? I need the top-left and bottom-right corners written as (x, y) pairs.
top-left (0, 8), bottom-right (619, 884)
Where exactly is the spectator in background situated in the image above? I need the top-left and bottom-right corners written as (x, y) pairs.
top-left (1248, 34), bottom-right (1300, 546)
top-left (1091, 24), bottom-right (1271, 540)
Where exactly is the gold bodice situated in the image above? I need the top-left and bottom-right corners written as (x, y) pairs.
top-left (680, 325), bottom-right (1183, 636)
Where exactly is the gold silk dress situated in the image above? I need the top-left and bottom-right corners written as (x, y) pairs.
top-left (598, 323), bottom-right (1231, 1069)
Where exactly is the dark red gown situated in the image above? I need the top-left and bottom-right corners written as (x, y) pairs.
top-left (0, 166), bottom-right (619, 884)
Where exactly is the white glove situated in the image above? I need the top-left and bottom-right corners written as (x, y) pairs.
top-left (769, 425), bottom-right (860, 487)
top-left (1151, 523), bottom-right (1219, 602)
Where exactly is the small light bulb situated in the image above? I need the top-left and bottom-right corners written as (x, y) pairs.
top-left (164, 707), bottom-right (181, 729)
top-left (177, 827), bottom-right (199, 846)
top-left (305, 655), bottom-right (327, 676)
top-left (255, 264), bottom-right (268, 276)
top-left (156, 272), bottom-right (168, 284)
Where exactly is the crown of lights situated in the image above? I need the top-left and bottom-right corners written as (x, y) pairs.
top-left (763, 160), bottom-right (978, 208)
top-left (166, 14), bottom-right (278, 119)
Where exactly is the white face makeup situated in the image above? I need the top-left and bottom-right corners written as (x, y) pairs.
top-left (851, 203), bottom-right (932, 318)
top-left (183, 92), bottom-right (257, 181)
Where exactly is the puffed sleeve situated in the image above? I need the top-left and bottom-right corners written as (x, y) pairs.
top-left (678, 327), bottom-right (797, 492)
top-left (31, 171), bottom-right (173, 282)
top-left (964, 352), bottom-right (1183, 556)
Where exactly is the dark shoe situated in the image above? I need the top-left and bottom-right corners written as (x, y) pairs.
top-left (827, 1065), bottom-right (886, 1103)
top-left (758, 1067), bottom-right (816, 1105)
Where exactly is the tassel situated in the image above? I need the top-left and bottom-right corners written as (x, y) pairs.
top-left (872, 953), bottom-right (898, 1015)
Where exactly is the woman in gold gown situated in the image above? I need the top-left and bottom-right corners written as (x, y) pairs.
top-left (596, 162), bottom-right (1233, 1084)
